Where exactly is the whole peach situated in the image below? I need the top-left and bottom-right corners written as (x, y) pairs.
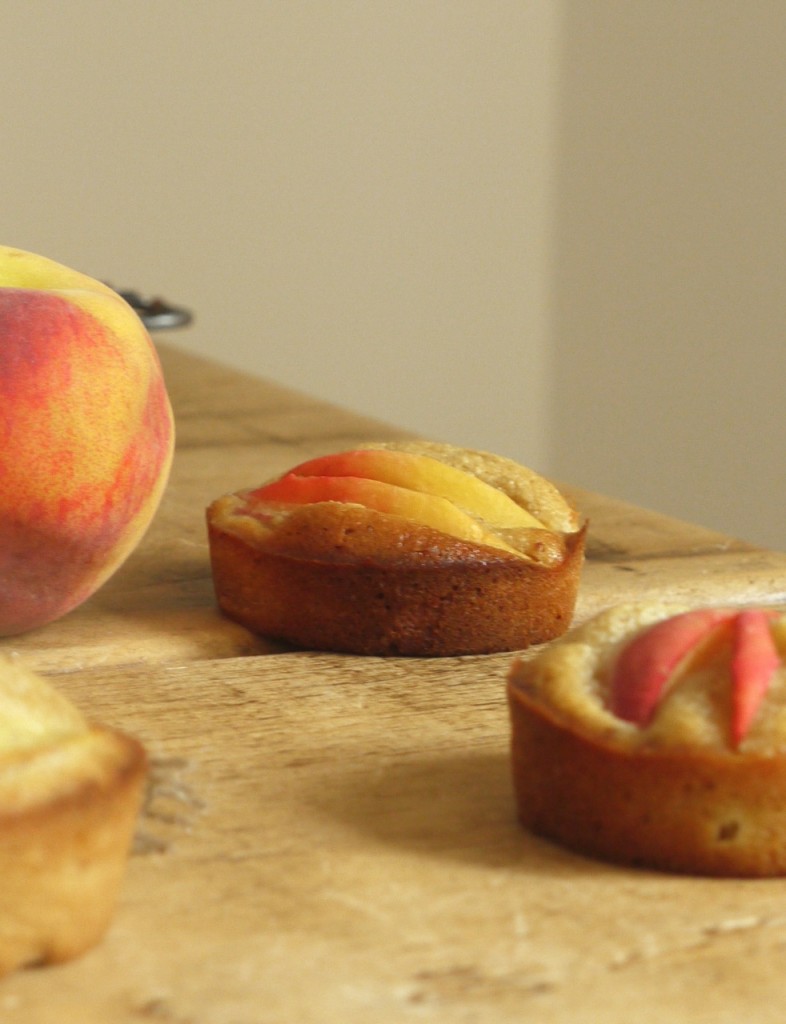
top-left (0, 246), bottom-right (175, 635)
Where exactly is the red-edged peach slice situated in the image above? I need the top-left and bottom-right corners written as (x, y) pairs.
top-left (247, 473), bottom-right (521, 554)
top-left (730, 609), bottom-right (780, 747)
top-left (610, 608), bottom-right (735, 726)
top-left (273, 449), bottom-right (544, 529)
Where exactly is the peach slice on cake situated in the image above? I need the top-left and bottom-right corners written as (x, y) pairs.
top-left (730, 609), bottom-right (781, 746)
top-left (250, 474), bottom-right (516, 554)
top-left (246, 447), bottom-right (553, 557)
top-left (271, 448), bottom-right (545, 529)
top-left (610, 608), bottom-right (736, 727)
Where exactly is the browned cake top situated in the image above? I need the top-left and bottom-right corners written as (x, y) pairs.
top-left (210, 440), bottom-right (582, 570)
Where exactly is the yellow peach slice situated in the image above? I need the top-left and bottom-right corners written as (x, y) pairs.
top-left (280, 449), bottom-right (544, 529)
top-left (248, 473), bottom-right (521, 554)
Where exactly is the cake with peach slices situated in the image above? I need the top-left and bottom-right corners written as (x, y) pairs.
top-left (507, 601), bottom-right (786, 876)
top-left (206, 440), bottom-right (586, 656)
top-left (0, 653), bottom-right (146, 976)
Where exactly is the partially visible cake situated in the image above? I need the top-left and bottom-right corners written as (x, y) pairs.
top-left (507, 601), bottom-right (786, 876)
top-left (0, 654), bottom-right (146, 975)
top-left (206, 440), bottom-right (586, 656)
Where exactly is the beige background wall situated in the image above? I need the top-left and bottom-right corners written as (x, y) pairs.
top-left (550, 2), bottom-right (786, 551)
top-left (2, 3), bottom-right (784, 550)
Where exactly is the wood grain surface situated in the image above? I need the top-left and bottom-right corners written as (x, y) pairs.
top-left (2, 341), bottom-right (786, 1023)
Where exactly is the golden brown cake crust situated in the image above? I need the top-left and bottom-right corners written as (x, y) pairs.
top-left (206, 442), bottom-right (586, 656)
top-left (507, 602), bottom-right (786, 877)
top-left (0, 653), bottom-right (147, 976)
top-left (0, 726), bottom-right (147, 975)
top-left (208, 513), bottom-right (586, 656)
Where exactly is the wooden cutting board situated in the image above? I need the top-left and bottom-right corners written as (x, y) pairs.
top-left (2, 343), bottom-right (786, 1022)
top-left (5, 650), bottom-right (786, 1023)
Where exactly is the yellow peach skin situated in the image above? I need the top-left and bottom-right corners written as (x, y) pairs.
top-left (0, 246), bottom-right (174, 635)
